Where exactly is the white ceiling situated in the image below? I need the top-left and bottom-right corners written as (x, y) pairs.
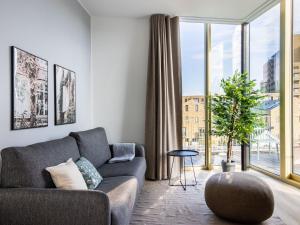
top-left (78, 0), bottom-right (274, 20)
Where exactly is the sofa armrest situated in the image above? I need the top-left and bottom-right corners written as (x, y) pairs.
top-left (135, 144), bottom-right (145, 157)
top-left (0, 188), bottom-right (110, 225)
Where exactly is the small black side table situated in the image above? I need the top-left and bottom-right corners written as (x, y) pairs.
top-left (167, 149), bottom-right (199, 191)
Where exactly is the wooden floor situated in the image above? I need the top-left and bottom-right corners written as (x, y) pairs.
top-left (249, 170), bottom-right (300, 225)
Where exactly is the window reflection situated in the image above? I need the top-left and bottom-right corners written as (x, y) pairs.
top-left (249, 4), bottom-right (280, 175)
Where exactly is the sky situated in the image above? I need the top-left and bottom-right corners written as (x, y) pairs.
top-left (180, 22), bottom-right (205, 96)
top-left (180, 2), bottom-right (300, 96)
top-left (180, 22), bottom-right (242, 96)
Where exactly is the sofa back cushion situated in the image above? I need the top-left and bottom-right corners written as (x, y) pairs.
top-left (70, 128), bottom-right (111, 168)
top-left (0, 136), bottom-right (80, 188)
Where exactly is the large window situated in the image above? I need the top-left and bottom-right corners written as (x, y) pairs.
top-left (249, 4), bottom-right (280, 175)
top-left (293, 0), bottom-right (300, 176)
top-left (178, 1), bottom-right (300, 186)
top-left (211, 24), bottom-right (241, 165)
top-left (180, 22), bottom-right (205, 166)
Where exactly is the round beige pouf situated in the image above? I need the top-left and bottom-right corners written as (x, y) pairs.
top-left (205, 172), bottom-right (274, 224)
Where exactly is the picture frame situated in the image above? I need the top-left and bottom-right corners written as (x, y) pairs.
top-left (11, 46), bottom-right (48, 130)
top-left (54, 64), bottom-right (76, 125)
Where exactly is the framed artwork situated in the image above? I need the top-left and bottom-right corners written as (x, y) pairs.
top-left (11, 46), bottom-right (48, 130)
top-left (54, 64), bottom-right (76, 125)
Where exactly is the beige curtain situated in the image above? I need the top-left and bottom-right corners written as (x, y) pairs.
top-left (145, 14), bottom-right (182, 180)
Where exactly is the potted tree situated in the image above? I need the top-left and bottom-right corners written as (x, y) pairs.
top-left (211, 72), bottom-right (263, 172)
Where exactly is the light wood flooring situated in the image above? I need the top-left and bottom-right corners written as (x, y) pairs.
top-left (249, 170), bottom-right (300, 225)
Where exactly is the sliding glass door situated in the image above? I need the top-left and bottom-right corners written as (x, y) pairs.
top-left (249, 4), bottom-right (281, 175)
top-left (210, 24), bottom-right (242, 165)
top-left (180, 22), bottom-right (205, 166)
top-left (293, 0), bottom-right (300, 176)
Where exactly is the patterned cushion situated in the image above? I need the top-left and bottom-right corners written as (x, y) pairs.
top-left (76, 157), bottom-right (103, 189)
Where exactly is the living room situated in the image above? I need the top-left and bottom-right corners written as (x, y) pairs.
top-left (0, 0), bottom-right (300, 225)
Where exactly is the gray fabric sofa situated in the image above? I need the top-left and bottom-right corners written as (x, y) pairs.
top-left (0, 127), bottom-right (146, 225)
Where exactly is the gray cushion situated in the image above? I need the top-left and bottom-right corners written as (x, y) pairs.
top-left (98, 157), bottom-right (146, 192)
top-left (205, 172), bottom-right (274, 224)
top-left (70, 127), bottom-right (111, 168)
top-left (0, 136), bottom-right (80, 188)
top-left (109, 144), bottom-right (145, 157)
top-left (108, 143), bottom-right (135, 163)
top-left (96, 176), bottom-right (138, 225)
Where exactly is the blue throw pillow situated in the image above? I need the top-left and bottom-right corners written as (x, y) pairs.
top-left (76, 157), bottom-right (103, 189)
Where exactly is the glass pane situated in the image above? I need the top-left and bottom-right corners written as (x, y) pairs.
top-left (211, 24), bottom-right (242, 165)
top-left (293, 0), bottom-right (300, 175)
top-left (249, 4), bottom-right (280, 175)
top-left (180, 22), bottom-right (205, 166)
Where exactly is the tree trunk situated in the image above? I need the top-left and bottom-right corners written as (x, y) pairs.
top-left (227, 98), bottom-right (237, 163)
top-left (227, 137), bottom-right (233, 163)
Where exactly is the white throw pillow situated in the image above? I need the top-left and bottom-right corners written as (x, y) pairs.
top-left (46, 158), bottom-right (88, 190)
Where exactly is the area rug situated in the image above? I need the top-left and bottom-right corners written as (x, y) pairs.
top-left (130, 171), bottom-right (285, 225)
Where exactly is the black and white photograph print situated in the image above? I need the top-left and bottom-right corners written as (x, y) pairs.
top-left (54, 64), bottom-right (76, 125)
top-left (12, 47), bottom-right (48, 130)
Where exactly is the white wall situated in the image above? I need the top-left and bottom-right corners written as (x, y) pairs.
top-left (0, 0), bottom-right (92, 149)
top-left (91, 17), bottom-right (149, 143)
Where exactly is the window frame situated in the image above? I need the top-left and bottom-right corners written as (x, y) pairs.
top-left (291, 0), bottom-right (300, 181)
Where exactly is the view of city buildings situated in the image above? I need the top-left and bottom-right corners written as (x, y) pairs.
top-left (182, 96), bottom-right (206, 166)
top-left (181, 35), bottom-right (300, 172)
top-left (182, 94), bottom-right (241, 166)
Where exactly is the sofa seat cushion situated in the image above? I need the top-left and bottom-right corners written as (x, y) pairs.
top-left (97, 157), bottom-right (146, 192)
top-left (0, 137), bottom-right (80, 188)
top-left (96, 176), bottom-right (138, 225)
top-left (70, 127), bottom-right (111, 168)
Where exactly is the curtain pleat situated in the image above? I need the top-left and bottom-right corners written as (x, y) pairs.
top-left (145, 14), bottom-right (182, 180)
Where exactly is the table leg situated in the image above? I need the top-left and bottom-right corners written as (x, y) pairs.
top-left (169, 155), bottom-right (197, 190)
top-left (180, 158), bottom-right (182, 182)
top-left (190, 156), bottom-right (197, 185)
top-left (169, 156), bottom-right (175, 186)
top-left (183, 157), bottom-right (187, 190)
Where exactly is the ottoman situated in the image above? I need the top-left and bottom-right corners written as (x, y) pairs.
top-left (205, 172), bottom-right (274, 224)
